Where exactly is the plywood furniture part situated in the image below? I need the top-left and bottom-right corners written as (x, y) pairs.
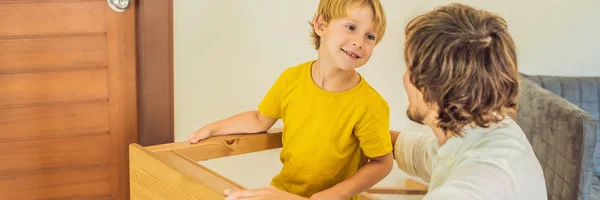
top-left (0, 1), bottom-right (137, 199)
top-left (129, 128), bottom-right (428, 199)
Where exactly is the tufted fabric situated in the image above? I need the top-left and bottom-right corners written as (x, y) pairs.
top-left (517, 75), bottom-right (599, 200)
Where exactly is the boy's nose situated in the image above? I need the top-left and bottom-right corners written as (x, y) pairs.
top-left (353, 42), bottom-right (363, 49)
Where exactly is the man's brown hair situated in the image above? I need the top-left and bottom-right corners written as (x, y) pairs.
top-left (404, 3), bottom-right (519, 136)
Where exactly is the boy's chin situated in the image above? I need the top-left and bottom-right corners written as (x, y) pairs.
top-left (337, 65), bottom-right (360, 71)
top-left (335, 60), bottom-right (366, 70)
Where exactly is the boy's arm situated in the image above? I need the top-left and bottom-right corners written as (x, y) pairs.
top-left (311, 103), bottom-right (393, 200)
top-left (187, 110), bottom-right (277, 143)
top-left (311, 153), bottom-right (393, 200)
top-left (206, 110), bottom-right (277, 136)
top-left (188, 68), bottom-right (290, 143)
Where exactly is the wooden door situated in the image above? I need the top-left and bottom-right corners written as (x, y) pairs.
top-left (0, 0), bottom-right (137, 199)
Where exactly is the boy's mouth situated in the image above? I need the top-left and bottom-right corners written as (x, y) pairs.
top-left (342, 48), bottom-right (360, 59)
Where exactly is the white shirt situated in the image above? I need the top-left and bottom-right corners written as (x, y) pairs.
top-left (394, 118), bottom-right (548, 200)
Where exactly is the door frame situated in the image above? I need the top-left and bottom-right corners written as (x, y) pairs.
top-left (136, 0), bottom-right (174, 146)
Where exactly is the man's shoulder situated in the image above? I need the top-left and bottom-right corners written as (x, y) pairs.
top-left (463, 121), bottom-right (533, 163)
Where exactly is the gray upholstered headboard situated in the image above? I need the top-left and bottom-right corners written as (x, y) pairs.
top-left (517, 75), bottom-right (599, 200)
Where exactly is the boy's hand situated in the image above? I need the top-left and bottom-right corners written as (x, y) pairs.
top-left (224, 186), bottom-right (306, 200)
top-left (185, 126), bottom-right (212, 143)
top-left (309, 188), bottom-right (348, 200)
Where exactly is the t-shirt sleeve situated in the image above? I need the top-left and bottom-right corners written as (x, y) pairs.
top-left (257, 69), bottom-right (288, 119)
top-left (394, 130), bottom-right (438, 182)
top-left (354, 102), bottom-right (393, 158)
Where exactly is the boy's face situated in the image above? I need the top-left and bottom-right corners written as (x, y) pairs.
top-left (316, 5), bottom-right (378, 70)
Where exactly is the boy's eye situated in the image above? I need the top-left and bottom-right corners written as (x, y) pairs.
top-left (367, 34), bottom-right (376, 40)
top-left (345, 25), bottom-right (356, 31)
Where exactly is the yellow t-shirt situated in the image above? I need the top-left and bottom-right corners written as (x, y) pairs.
top-left (258, 60), bottom-right (392, 200)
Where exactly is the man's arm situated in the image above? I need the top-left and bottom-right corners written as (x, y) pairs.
top-left (391, 130), bottom-right (400, 157)
top-left (392, 129), bottom-right (438, 182)
top-left (311, 152), bottom-right (394, 200)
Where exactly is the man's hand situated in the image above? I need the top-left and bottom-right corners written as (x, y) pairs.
top-left (224, 186), bottom-right (307, 200)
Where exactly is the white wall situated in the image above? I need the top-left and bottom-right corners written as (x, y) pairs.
top-left (174, 0), bottom-right (600, 142)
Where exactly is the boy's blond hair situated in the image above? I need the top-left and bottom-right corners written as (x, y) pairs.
top-left (309, 0), bottom-right (387, 50)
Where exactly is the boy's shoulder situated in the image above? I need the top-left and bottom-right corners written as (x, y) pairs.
top-left (269, 60), bottom-right (313, 87)
top-left (279, 60), bottom-right (313, 77)
top-left (356, 77), bottom-right (389, 111)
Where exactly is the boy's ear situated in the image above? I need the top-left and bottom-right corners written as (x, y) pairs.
top-left (312, 15), bottom-right (326, 36)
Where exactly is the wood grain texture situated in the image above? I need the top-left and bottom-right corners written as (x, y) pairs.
top-left (107, 1), bottom-right (138, 198)
top-left (0, 102), bottom-right (109, 141)
top-left (129, 144), bottom-right (227, 200)
top-left (175, 133), bottom-right (283, 162)
top-left (0, 0), bottom-right (102, 3)
top-left (0, 134), bottom-right (110, 172)
top-left (0, 0), bottom-right (137, 199)
top-left (147, 131), bottom-right (283, 162)
top-left (0, 1), bottom-right (106, 37)
top-left (0, 69), bottom-right (108, 107)
top-left (359, 192), bottom-right (382, 200)
top-left (405, 179), bottom-right (429, 191)
top-left (0, 164), bottom-right (111, 199)
top-left (157, 151), bottom-right (244, 194)
top-left (366, 179), bottom-right (428, 195)
top-left (0, 34), bottom-right (107, 72)
top-left (147, 128), bottom-right (282, 152)
top-left (136, 0), bottom-right (174, 146)
top-left (134, 128), bottom-right (399, 200)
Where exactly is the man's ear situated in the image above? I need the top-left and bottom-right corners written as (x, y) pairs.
top-left (312, 15), bottom-right (326, 36)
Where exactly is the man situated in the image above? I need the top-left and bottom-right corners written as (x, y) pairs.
top-left (224, 3), bottom-right (548, 200)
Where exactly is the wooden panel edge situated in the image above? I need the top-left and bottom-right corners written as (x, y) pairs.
top-left (168, 0), bottom-right (174, 144)
top-left (366, 179), bottom-right (428, 195)
top-left (146, 130), bottom-right (282, 162)
top-left (135, 0), bottom-right (174, 146)
top-left (156, 151), bottom-right (245, 192)
top-left (129, 143), bottom-right (228, 200)
top-left (146, 128), bottom-right (282, 153)
top-left (107, 0), bottom-right (138, 198)
top-left (360, 192), bottom-right (382, 200)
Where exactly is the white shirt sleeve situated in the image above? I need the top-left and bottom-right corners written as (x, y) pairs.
top-left (393, 131), bottom-right (439, 182)
top-left (422, 160), bottom-right (515, 200)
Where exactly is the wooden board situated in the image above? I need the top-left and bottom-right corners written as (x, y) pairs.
top-left (0, 69), bottom-right (108, 107)
top-left (0, 164), bottom-right (111, 199)
top-left (0, 103), bottom-right (109, 141)
top-left (0, 35), bottom-right (107, 72)
top-left (0, 1), bottom-right (137, 199)
top-left (131, 131), bottom-right (428, 200)
top-left (0, 134), bottom-right (110, 172)
top-left (0, 1), bottom-right (106, 36)
top-left (129, 144), bottom-right (228, 200)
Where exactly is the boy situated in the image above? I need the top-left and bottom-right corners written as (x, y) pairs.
top-left (185, 0), bottom-right (393, 199)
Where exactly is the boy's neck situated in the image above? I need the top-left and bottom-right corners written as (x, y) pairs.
top-left (311, 59), bottom-right (360, 93)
